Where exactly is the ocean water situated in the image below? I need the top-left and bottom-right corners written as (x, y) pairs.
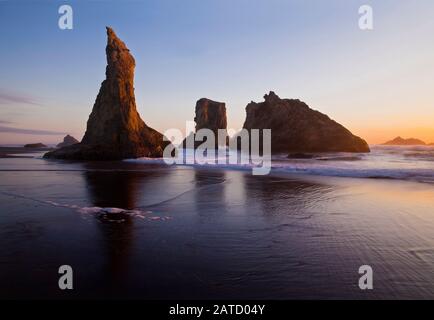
top-left (130, 145), bottom-right (434, 183)
top-left (0, 146), bottom-right (433, 299)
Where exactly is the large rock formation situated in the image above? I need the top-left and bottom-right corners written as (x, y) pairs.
top-left (242, 91), bottom-right (370, 153)
top-left (382, 136), bottom-right (426, 146)
top-left (44, 27), bottom-right (169, 160)
top-left (56, 135), bottom-right (79, 148)
top-left (182, 98), bottom-right (228, 149)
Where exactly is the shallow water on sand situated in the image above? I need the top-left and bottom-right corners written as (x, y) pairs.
top-left (130, 145), bottom-right (434, 183)
top-left (0, 155), bottom-right (434, 299)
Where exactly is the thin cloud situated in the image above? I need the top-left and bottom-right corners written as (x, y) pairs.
top-left (0, 89), bottom-right (42, 106)
top-left (0, 126), bottom-right (67, 136)
top-left (0, 120), bottom-right (12, 125)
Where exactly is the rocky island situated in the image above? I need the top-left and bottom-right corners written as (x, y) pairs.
top-left (382, 137), bottom-right (426, 146)
top-left (44, 27), bottom-right (169, 160)
top-left (241, 91), bottom-right (370, 154)
top-left (25, 143), bottom-right (47, 148)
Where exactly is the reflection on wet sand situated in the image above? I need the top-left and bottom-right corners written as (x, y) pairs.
top-left (1, 156), bottom-right (434, 299)
top-left (81, 162), bottom-right (176, 295)
top-left (83, 167), bottom-right (135, 293)
top-left (194, 169), bottom-right (227, 216)
top-left (242, 174), bottom-right (334, 216)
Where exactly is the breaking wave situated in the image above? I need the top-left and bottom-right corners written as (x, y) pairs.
top-left (126, 145), bottom-right (434, 183)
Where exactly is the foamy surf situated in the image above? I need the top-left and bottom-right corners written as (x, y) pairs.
top-left (1, 192), bottom-right (171, 222)
top-left (125, 145), bottom-right (434, 183)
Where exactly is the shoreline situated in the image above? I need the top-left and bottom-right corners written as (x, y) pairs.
top-left (2, 145), bottom-right (434, 184)
top-left (1, 157), bottom-right (433, 299)
top-left (0, 146), bottom-right (53, 158)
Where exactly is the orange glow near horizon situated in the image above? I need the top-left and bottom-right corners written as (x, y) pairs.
top-left (352, 126), bottom-right (434, 145)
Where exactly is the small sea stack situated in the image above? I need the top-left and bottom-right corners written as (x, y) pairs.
top-left (181, 98), bottom-right (228, 149)
top-left (56, 135), bottom-right (79, 148)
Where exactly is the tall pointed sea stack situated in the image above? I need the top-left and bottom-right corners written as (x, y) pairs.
top-left (44, 27), bottom-right (169, 160)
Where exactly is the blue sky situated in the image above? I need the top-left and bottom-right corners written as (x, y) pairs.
top-left (1, 0), bottom-right (434, 144)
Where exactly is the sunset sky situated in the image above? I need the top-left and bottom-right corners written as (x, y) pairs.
top-left (1, 0), bottom-right (434, 145)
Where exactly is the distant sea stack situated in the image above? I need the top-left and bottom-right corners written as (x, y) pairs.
top-left (44, 27), bottom-right (169, 160)
top-left (56, 135), bottom-right (79, 148)
top-left (25, 143), bottom-right (47, 148)
top-left (242, 92), bottom-right (370, 153)
top-left (182, 98), bottom-right (228, 149)
top-left (382, 137), bottom-right (426, 146)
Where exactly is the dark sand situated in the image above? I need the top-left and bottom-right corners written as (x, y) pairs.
top-left (0, 153), bottom-right (433, 299)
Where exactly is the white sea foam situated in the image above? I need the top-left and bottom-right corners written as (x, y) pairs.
top-left (1, 192), bottom-right (170, 221)
top-left (125, 146), bottom-right (434, 183)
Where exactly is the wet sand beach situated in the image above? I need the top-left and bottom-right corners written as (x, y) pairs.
top-left (0, 150), bottom-right (433, 299)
